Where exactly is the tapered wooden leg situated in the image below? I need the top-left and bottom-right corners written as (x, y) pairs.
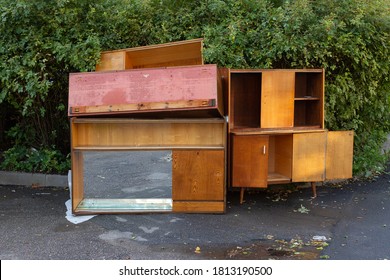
top-left (240, 188), bottom-right (245, 204)
top-left (311, 182), bottom-right (317, 198)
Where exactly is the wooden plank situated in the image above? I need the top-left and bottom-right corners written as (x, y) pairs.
top-left (230, 69), bottom-right (323, 74)
top-left (294, 97), bottom-right (320, 101)
top-left (96, 38), bottom-right (203, 71)
top-left (95, 51), bottom-right (126, 71)
top-left (292, 132), bottom-right (326, 182)
top-left (218, 67), bottom-right (229, 119)
top-left (73, 146), bottom-right (225, 151)
top-left (321, 70), bottom-right (325, 129)
top-left (72, 118), bottom-right (225, 124)
top-left (232, 135), bottom-right (269, 188)
top-left (261, 71), bottom-right (295, 128)
top-left (172, 150), bottom-right (225, 201)
top-left (72, 120), bottom-right (225, 147)
top-left (70, 119), bottom-right (84, 212)
top-left (69, 64), bottom-right (222, 117)
top-left (326, 131), bottom-right (354, 179)
top-left (71, 150), bottom-right (84, 212)
top-left (267, 172), bottom-right (291, 184)
top-left (70, 99), bottom-right (216, 115)
top-left (172, 201), bottom-right (225, 213)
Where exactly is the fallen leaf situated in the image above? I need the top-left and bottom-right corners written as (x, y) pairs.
top-left (320, 255), bottom-right (330, 259)
top-left (194, 246), bottom-right (201, 254)
top-left (294, 204), bottom-right (310, 214)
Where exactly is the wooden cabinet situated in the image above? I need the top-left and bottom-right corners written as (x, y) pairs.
top-left (70, 118), bottom-right (226, 214)
top-left (227, 69), bottom-right (324, 131)
top-left (225, 68), bottom-right (353, 203)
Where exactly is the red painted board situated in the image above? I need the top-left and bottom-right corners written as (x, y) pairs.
top-left (68, 64), bottom-right (222, 116)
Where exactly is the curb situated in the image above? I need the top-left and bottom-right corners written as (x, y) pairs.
top-left (0, 171), bottom-right (68, 188)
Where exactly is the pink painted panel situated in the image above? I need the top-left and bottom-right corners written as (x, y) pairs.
top-left (69, 64), bottom-right (220, 116)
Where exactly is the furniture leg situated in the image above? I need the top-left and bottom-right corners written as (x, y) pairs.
top-left (240, 187), bottom-right (245, 204)
top-left (311, 182), bottom-right (317, 198)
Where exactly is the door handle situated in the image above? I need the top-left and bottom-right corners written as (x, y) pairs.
top-left (262, 145), bottom-right (266, 155)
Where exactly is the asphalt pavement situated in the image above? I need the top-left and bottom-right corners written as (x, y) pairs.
top-left (0, 163), bottom-right (389, 260)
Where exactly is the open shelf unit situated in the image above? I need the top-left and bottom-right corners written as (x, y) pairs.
top-left (228, 69), bottom-right (324, 132)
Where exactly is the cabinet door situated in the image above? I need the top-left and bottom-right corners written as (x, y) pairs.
top-left (326, 131), bottom-right (354, 179)
top-left (261, 71), bottom-right (295, 128)
top-left (172, 150), bottom-right (224, 201)
top-left (292, 132), bottom-right (326, 182)
top-left (232, 135), bottom-right (269, 188)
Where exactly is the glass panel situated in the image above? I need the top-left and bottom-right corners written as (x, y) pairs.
top-left (80, 150), bottom-right (173, 212)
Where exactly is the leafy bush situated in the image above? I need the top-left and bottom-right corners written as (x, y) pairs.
top-left (0, 146), bottom-right (70, 174)
top-left (0, 0), bottom-right (389, 175)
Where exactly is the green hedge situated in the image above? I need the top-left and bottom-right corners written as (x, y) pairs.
top-left (0, 0), bottom-right (389, 175)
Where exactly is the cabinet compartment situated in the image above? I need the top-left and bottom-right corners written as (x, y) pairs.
top-left (230, 73), bottom-right (262, 129)
top-left (231, 134), bottom-right (293, 188)
top-left (268, 135), bottom-right (293, 184)
top-left (294, 72), bottom-right (324, 128)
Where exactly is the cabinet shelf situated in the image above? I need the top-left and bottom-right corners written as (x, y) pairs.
top-left (267, 173), bottom-right (291, 184)
top-left (294, 97), bottom-right (320, 101)
top-left (230, 127), bottom-right (325, 135)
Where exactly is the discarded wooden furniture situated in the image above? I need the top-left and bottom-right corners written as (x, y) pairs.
top-left (70, 118), bottom-right (226, 214)
top-left (69, 38), bottom-right (226, 214)
top-left (68, 64), bottom-right (223, 117)
top-left (69, 37), bottom-right (354, 213)
top-left (222, 68), bottom-right (354, 203)
top-left (95, 38), bottom-right (203, 71)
